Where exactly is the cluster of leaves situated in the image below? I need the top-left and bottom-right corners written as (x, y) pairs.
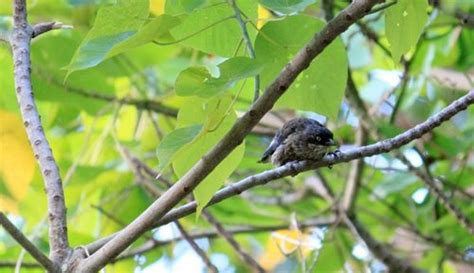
top-left (0, 0), bottom-right (473, 272)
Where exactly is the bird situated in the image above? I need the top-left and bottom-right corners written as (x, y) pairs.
top-left (259, 117), bottom-right (337, 166)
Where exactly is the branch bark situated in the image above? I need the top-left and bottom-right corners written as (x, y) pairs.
top-left (10, 0), bottom-right (69, 265)
top-left (76, 1), bottom-right (383, 271)
top-left (0, 213), bottom-right (57, 272)
top-left (84, 89), bottom-right (474, 260)
top-left (346, 74), bottom-right (474, 234)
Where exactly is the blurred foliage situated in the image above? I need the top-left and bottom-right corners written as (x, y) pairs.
top-left (0, 0), bottom-right (473, 272)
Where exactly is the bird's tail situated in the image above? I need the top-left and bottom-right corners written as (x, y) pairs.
top-left (258, 139), bottom-right (279, 163)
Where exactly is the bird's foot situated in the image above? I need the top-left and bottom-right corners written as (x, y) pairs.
top-left (285, 160), bottom-right (301, 176)
top-left (326, 149), bottom-right (341, 169)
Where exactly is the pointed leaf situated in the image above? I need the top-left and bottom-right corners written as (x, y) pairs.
top-left (386, 0), bottom-right (429, 63)
top-left (255, 15), bottom-right (347, 120)
top-left (156, 124), bottom-right (203, 171)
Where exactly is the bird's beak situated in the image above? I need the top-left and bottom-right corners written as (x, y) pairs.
top-left (325, 139), bottom-right (337, 146)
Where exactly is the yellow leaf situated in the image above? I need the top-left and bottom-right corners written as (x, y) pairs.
top-left (0, 110), bottom-right (35, 213)
top-left (258, 5), bottom-right (272, 29)
top-left (259, 229), bottom-right (315, 270)
top-left (0, 196), bottom-right (18, 214)
top-left (150, 0), bottom-right (165, 15)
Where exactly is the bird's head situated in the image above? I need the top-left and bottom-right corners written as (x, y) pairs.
top-left (306, 126), bottom-right (336, 146)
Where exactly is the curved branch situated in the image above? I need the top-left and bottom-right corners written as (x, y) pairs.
top-left (114, 216), bottom-right (336, 262)
top-left (0, 213), bottom-right (57, 272)
top-left (85, 89), bottom-right (474, 257)
top-left (11, 0), bottom-right (69, 265)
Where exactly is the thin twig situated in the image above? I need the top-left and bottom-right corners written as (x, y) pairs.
top-left (174, 221), bottom-right (219, 273)
top-left (341, 127), bottom-right (367, 211)
top-left (114, 144), bottom-right (218, 272)
top-left (229, 0), bottom-right (260, 102)
top-left (84, 89), bottom-right (474, 256)
top-left (34, 68), bottom-right (178, 117)
top-left (349, 216), bottom-right (424, 273)
top-left (114, 216), bottom-right (335, 261)
top-left (0, 261), bottom-right (41, 268)
top-left (315, 168), bottom-right (423, 273)
top-left (11, 0), bottom-right (69, 265)
top-left (346, 75), bottom-right (474, 234)
top-left (202, 211), bottom-right (266, 273)
top-left (0, 213), bottom-right (58, 272)
top-left (31, 21), bottom-right (72, 38)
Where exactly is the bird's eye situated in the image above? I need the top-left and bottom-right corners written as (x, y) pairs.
top-left (316, 136), bottom-right (321, 142)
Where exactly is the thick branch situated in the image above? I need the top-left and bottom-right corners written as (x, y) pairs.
top-left (77, 1), bottom-right (382, 271)
top-left (85, 89), bottom-right (474, 257)
top-left (0, 213), bottom-right (57, 272)
top-left (11, 0), bottom-right (69, 265)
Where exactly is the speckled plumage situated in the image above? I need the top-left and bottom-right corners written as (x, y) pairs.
top-left (260, 118), bottom-right (336, 166)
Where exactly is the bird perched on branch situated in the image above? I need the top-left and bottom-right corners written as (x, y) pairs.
top-left (259, 117), bottom-right (337, 166)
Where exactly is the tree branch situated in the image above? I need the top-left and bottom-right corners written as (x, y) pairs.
top-left (341, 127), bottom-right (367, 211)
top-left (114, 216), bottom-right (336, 262)
top-left (346, 74), bottom-right (474, 234)
top-left (11, 0), bottom-right (69, 265)
top-left (0, 213), bottom-right (57, 272)
top-left (349, 216), bottom-right (424, 273)
top-left (229, 0), bottom-right (260, 102)
top-left (174, 220), bottom-right (219, 273)
top-left (115, 145), bottom-right (218, 272)
top-left (76, 2), bottom-right (382, 271)
top-left (34, 68), bottom-right (178, 117)
top-left (313, 163), bottom-right (423, 273)
top-left (202, 211), bottom-right (266, 273)
top-left (84, 89), bottom-right (474, 259)
top-left (31, 22), bottom-right (72, 38)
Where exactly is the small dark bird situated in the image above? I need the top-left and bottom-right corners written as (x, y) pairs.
top-left (259, 118), bottom-right (337, 166)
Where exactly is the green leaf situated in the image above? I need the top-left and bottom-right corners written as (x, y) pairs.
top-left (313, 240), bottom-right (345, 272)
top-left (156, 124), bottom-right (203, 171)
top-left (66, 0), bottom-right (149, 74)
top-left (169, 0), bottom-right (257, 56)
top-left (259, 0), bottom-right (316, 14)
top-left (173, 95), bottom-right (245, 217)
top-left (386, 0), bottom-right (429, 63)
top-left (373, 172), bottom-right (418, 197)
top-left (164, 0), bottom-right (206, 15)
top-left (180, 0), bottom-right (206, 13)
top-left (175, 67), bottom-right (215, 97)
top-left (255, 15), bottom-right (347, 120)
top-left (175, 57), bottom-right (263, 98)
top-left (108, 14), bottom-right (181, 57)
